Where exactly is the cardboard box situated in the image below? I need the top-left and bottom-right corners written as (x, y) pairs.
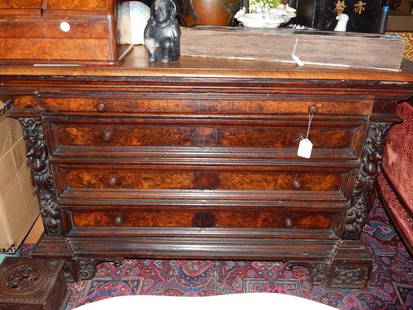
top-left (0, 101), bottom-right (39, 253)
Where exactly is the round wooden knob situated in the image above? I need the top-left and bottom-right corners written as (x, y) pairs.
top-left (113, 216), bottom-right (123, 226)
top-left (292, 179), bottom-right (302, 190)
top-left (102, 129), bottom-right (113, 142)
top-left (96, 103), bottom-right (106, 112)
top-left (308, 104), bottom-right (319, 114)
top-left (285, 218), bottom-right (294, 228)
top-left (107, 176), bottom-right (119, 186)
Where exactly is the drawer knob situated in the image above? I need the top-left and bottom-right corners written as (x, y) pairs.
top-left (292, 179), bottom-right (302, 190)
top-left (59, 21), bottom-right (71, 32)
top-left (102, 129), bottom-right (113, 142)
top-left (285, 218), bottom-right (294, 228)
top-left (113, 216), bottom-right (124, 226)
top-left (96, 103), bottom-right (106, 112)
top-left (107, 176), bottom-right (119, 186)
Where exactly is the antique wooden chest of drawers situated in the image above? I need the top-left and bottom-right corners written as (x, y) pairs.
top-left (2, 48), bottom-right (413, 288)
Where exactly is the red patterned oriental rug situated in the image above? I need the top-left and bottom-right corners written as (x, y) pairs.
top-left (23, 198), bottom-right (413, 309)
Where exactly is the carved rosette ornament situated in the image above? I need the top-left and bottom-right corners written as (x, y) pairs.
top-left (344, 121), bottom-right (392, 239)
top-left (18, 117), bottom-right (62, 236)
top-left (0, 262), bottom-right (47, 295)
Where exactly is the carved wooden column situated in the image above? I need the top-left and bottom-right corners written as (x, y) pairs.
top-left (324, 120), bottom-right (393, 288)
top-left (344, 121), bottom-right (392, 239)
top-left (17, 117), bottom-right (62, 236)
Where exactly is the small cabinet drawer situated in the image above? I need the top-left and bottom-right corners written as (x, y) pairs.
top-left (44, 117), bottom-right (366, 159)
top-left (68, 207), bottom-right (343, 230)
top-left (0, 19), bottom-right (115, 62)
top-left (0, 20), bottom-right (111, 39)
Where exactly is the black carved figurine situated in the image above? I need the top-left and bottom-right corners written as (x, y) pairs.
top-left (144, 0), bottom-right (181, 63)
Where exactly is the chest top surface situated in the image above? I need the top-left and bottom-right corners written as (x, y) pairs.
top-left (0, 46), bottom-right (412, 82)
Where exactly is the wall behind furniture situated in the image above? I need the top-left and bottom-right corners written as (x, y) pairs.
top-left (0, 101), bottom-right (40, 252)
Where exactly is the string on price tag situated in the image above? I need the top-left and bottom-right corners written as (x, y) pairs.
top-left (297, 109), bottom-right (314, 158)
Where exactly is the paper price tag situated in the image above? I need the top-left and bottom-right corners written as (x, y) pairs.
top-left (297, 138), bottom-right (313, 158)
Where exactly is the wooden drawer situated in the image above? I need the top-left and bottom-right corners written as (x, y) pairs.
top-left (45, 117), bottom-right (366, 159)
top-left (0, 20), bottom-right (115, 62)
top-left (53, 164), bottom-right (355, 200)
top-left (0, 20), bottom-right (111, 39)
top-left (66, 205), bottom-right (344, 230)
top-left (39, 97), bottom-right (374, 115)
top-left (0, 0), bottom-right (116, 64)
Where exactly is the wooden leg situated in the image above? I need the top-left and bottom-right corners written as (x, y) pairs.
top-left (326, 240), bottom-right (372, 288)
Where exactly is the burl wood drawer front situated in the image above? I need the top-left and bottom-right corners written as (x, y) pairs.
top-left (68, 207), bottom-right (342, 229)
top-left (53, 164), bottom-right (353, 199)
top-left (45, 0), bottom-right (111, 10)
top-left (0, 19), bottom-right (114, 61)
top-left (45, 118), bottom-right (366, 158)
top-left (39, 97), bottom-right (373, 115)
top-left (0, 20), bottom-right (110, 39)
top-left (0, 0), bottom-right (110, 10)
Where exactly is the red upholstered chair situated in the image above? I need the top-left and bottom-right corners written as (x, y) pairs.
top-left (377, 99), bottom-right (413, 254)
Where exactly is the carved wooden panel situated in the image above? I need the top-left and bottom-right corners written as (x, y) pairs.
top-left (344, 121), bottom-right (392, 239)
top-left (0, 258), bottom-right (67, 310)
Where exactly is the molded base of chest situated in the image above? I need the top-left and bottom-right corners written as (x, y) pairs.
top-left (31, 234), bottom-right (372, 288)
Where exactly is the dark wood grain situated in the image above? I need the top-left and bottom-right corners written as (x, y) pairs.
top-left (70, 208), bottom-right (338, 229)
top-left (39, 97), bottom-right (375, 114)
top-left (57, 166), bottom-right (344, 191)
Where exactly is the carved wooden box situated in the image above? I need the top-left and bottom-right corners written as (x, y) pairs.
top-left (0, 258), bottom-right (67, 310)
top-left (0, 0), bottom-right (118, 65)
